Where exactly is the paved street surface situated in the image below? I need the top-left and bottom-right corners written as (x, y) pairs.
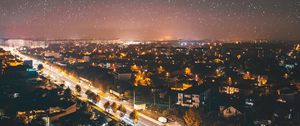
top-left (2, 46), bottom-right (166, 126)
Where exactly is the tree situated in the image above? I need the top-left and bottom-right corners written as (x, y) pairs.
top-left (183, 108), bottom-right (201, 126)
top-left (64, 87), bottom-right (72, 99)
top-left (85, 90), bottom-right (100, 103)
top-left (151, 74), bottom-right (167, 88)
top-left (162, 109), bottom-right (170, 117)
top-left (85, 90), bottom-right (92, 96)
top-left (118, 104), bottom-right (127, 117)
top-left (134, 71), bottom-right (152, 86)
top-left (85, 90), bottom-right (93, 100)
top-left (104, 101), bottom-right (110, 112)
top-left (157, 66), bottom-right (165, 74)
top-left (59, 83), bottom-right (65, 89)
top-left (92, 95), bottom-right (101, 103)
top-left (37, 64), bottom-right (44, 71)
top-left (131, 64), bottom-right (139, 71)
top-left (30, 118), bottom-right (46, 126)
top-left (185, 67), bottom-right (192, 76)
top-left (75, 85), bottom-right (81, 93)
top-left (108, 121), bottom-right (120, 126)
top-left (129, 110), bottom-right (139, 125)
top-left (124, 90), bottom-right (132, 99)
top-left (111, 102), bottom-right (118, 113)
top-left (81, 102), bottom-right (92, 113)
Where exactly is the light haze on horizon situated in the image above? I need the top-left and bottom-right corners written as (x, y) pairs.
top-left (0, 0), bottom-right (299, 40)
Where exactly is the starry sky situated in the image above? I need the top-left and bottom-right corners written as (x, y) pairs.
top-left (0, 0), bottom-right (299, 40)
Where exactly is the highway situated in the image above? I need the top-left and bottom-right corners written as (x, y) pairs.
top-left (2, 46), bottom-right (165, 126)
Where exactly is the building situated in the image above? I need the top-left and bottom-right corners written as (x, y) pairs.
top-left (0, 59), bottom-right (3, 77)
top-left (44, 56), bottom-right (55, 62)
top-left (44, 51), bottom-right (61, 59)
top-left (176, 85), bottom-right (211, 108)
top-left (5, 39), bottom-right (26, 47)
top-left (48, 104), bottom-right (77, 122)
top-left (24, 60), bottom-right (33, 68)
top-left (83, 55), bottom-right (90, 62)
top-left (17, 104), bottom-right (77, 126)
top-left (112, 67), bottom-right (132, 81)
top-left (219, 106), bottom-right (242, 118)
top-left (276, 87), bottom-right (297, 103)
top-left (0, 39), bottom-right (4, 45)
top-left (177, 93), bottom-right (200, 108)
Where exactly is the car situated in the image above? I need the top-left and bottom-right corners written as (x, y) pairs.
top-left (158, 117), bottom-right (168, 123)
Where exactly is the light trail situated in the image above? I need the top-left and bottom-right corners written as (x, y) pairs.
top-left (2, 46), bottom-right (165, 126)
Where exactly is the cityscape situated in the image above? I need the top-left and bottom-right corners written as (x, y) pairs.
top-left (0, 0), bottom-right (300, 126)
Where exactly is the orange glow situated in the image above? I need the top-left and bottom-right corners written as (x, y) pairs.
top-left (224, 86), bottom-right (240, 94)
top-left (295, 44), bottom-right (300, 51)
top-left (185, 67), bottom-right (192, 76)
top-left (237, 54), bottom-right (241, 60)
top-left (7, 61), bottom-right (23, 67)
top-left (213, 58), bottom-right (224, 63)
top-left (131, 64), bottom-right (139, 71)
top-left (171, 83), bottom-right (192, 91)
top-left (157, 66), bottom-right (165, 74)
top-left (258, 75), bottom-right (268, 86)
top-left (83, 52), bottom-right (91, 56)
top-left (134, 70), bottom-right (151, 86)
top-left (120, 52), bottom-right (127, 58)
top-left (160, 36), bottom-right (172, 41)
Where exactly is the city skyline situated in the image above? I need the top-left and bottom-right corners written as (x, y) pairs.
top-left (0, 0), bottom-right (299, 40)
top-left (1, 1), bottom-right (300, 125)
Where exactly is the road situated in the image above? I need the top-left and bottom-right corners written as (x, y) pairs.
top-left (2, 46), bottom-right (165, 126)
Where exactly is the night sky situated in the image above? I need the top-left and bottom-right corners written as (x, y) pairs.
top-left (0, 0), bottom-right (299, 40)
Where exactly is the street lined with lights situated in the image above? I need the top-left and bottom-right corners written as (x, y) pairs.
top-left (2, 46), bottom-right (164, 126)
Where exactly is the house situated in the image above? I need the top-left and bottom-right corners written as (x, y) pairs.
top-left (82, 55), bottom-right (90, 62)
top-left (112, 67), bottom-right (132, 81)
top-left (49, 103), bottom-right (77, 122)
top-left (176, 84), bottom-right (211, 108)
top-left (219, 106), bottom-right (242, 118)
top-left (23, 60), bottom-right (33, 68)
top-left (44, 56), bottom-right (55, 62)
top-left (44, 51), bottom-right (61, 59)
